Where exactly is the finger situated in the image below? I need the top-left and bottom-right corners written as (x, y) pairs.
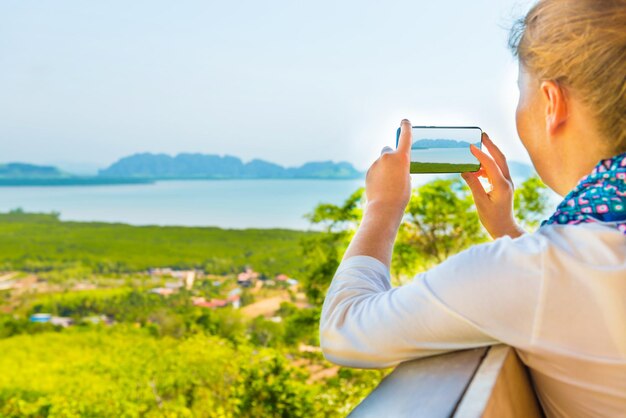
top-left (481, 133), bottom-right (512, 182)
top-left (397, 119), bottom-right (412, 155)
top-left (475, 167), bottom-right (487, 178)
top-left (469, 144), bottom-right (509, 190)
top-left (461, 172), bottom-right (488, 203)
top-left (380, 146), bottom-right (394, 156)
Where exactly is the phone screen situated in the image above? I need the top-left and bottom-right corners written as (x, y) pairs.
top-left (395, 126), bottom-right (482, 174)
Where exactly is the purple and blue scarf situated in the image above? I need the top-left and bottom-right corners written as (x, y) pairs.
top-left (541, 151), bottom-right (626, 235)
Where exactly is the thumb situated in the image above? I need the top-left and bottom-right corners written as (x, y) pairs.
top-left (461, 172), bottom-right (488, 203)
top-left (397, 119), bottom-right (412, 155)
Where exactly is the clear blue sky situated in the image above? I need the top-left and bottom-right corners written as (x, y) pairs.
top-left (0, 0), bottom-right (534, 173)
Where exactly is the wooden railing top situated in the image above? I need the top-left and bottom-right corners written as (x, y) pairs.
top-left (348, 345), bottom-right (543, 418)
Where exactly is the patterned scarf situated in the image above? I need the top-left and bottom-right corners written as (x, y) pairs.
top-left (540, 151), bottom-right (626, 235)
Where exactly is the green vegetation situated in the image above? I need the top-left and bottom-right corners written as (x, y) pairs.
top-left (514, 176), bottom-right (551, 230)
top-left (409, 162), bottom-right (480, 173)
top-left (0, 292), bottom-right (385, 417)
top-left (0, 206), bottom-right (386, 416)
top-left (396, 178), bottom-right (487, 272)
top-left (0, 210), bottom-right (313, 279)
top-left (299, 176), bottom-right (550, 301)
top-left (0, 176), bottom-right (552, 417)
top-left (0, 326), bottom-right (384, 417)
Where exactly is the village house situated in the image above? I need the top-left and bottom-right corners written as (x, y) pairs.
top-left (164, 282), bottom-right (183, 290)
top-left (149, 269), bottom-right (198, 290)
top-left (29, 313), bottom-right (73, 328)
top-left (83, 315), bottom-right (113, 325)
top-left (275, 273), bottom-right (289, 282)
top-left (275, 274), bottom-right (299, 287)
top-left (149, 287), bottom-right (175, 296)
top-left (191, 292), bottom-right (241, 309)
top-left (237, 267), bottom-right (259, 287)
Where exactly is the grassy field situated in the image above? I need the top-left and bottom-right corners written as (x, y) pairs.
top-left (0, 211), bottom-right (313, 277)
top-left (410, 162), bottom-right (480, 174)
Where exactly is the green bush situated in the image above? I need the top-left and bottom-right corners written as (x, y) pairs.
top-left (0, 327), bottom-right (382, 417)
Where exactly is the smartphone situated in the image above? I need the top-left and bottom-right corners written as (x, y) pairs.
top-left (395, 126), bottom-right (483, 174)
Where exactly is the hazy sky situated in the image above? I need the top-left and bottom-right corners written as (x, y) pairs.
top-left (0, 0), bottom-right (534, 173)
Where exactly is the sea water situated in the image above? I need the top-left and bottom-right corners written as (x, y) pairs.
top-left (1, 179), bottom-right (371, 230)
top-left (0, 175), bottom-right (544, 230)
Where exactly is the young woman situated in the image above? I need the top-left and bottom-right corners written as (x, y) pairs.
top-left (319, 1), bottom-right (626, 417)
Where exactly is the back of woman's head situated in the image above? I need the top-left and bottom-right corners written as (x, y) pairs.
top-left (509, 0), bottom-right (626, 153)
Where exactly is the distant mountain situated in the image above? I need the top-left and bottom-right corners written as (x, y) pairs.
top-left (98, 153), bottom-right (364, 179)
top-left (0, 162), bottom-right (151, 186)
top-left (0, 155), bottom-right (538, 184)
top-left (0, 163), bottom-right (69, 179)
top-left (411, 139), bottom-right (477, 149)
top-left (287, 161), bottom-right (362, 179)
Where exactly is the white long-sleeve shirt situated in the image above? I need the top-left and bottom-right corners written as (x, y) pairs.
top-left (319, 223), bottom-right (626, 418)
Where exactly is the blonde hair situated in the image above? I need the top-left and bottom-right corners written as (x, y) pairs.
top-left (509, 0), bottom-right (626, 153)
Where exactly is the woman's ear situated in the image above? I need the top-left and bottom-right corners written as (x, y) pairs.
top-left (540, 80), bottom-right (568, 137)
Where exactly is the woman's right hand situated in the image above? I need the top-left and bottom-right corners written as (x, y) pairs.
top-left (461, 132), bottom-right (526, 239)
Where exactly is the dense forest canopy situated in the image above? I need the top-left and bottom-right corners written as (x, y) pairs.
top-left (0, 176), bottom-right (550, 417)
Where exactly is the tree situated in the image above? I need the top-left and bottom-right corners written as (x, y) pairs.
top-left (304, 188), bottom-right (364, 231)
top-left (392, 178), bottom-right (488, 279)
top-left (299, 189), bottom-right (364, 305)
top-left (514, 176), bottom-right (550, 231)
top-left (248, 316), bottom-right (285, 347)
top-left (231, 350), bottom-right (316, 417)
top-left (283, 307), bottom-right (321, 346)
top-left (301, 176), bottom-right (551, 301)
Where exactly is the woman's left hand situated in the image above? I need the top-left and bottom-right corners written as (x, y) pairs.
top-left (342, 119), bottom-right (412, 266)
top-left (364, 119), bottom-right (413, 221)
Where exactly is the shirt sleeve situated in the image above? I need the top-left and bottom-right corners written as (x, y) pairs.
top-left (319, 233), bottom-right (546, 369)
